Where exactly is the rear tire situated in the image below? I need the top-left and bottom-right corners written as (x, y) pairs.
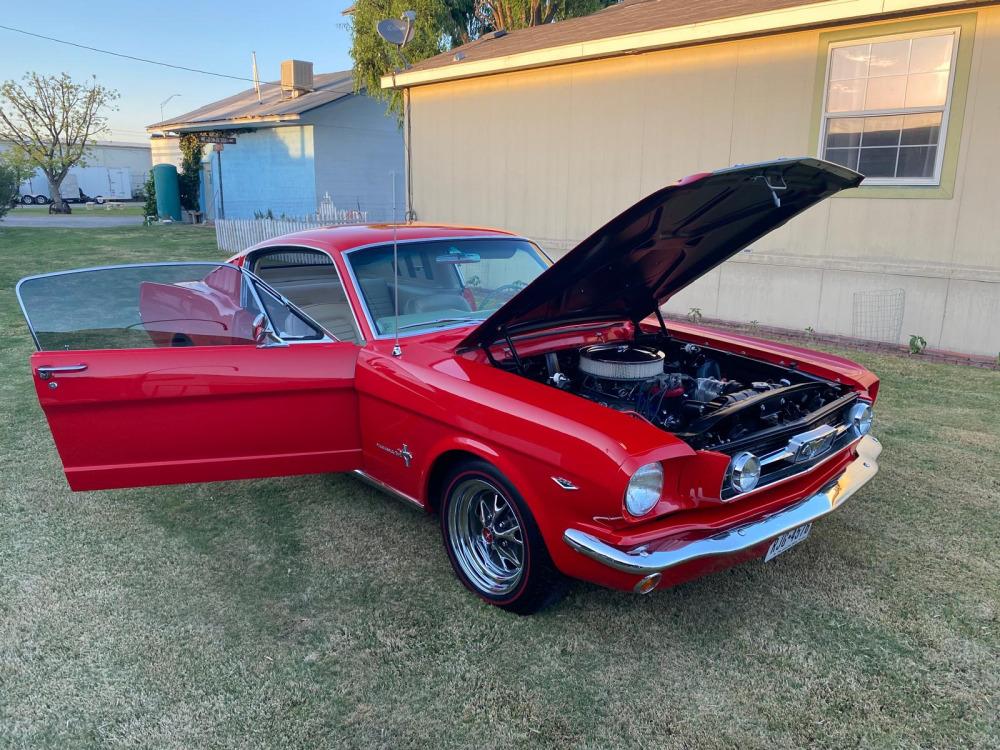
top-left (20, 195), bottom-right (33, 205)
top-left (439, 459), bottom-right (567, 615)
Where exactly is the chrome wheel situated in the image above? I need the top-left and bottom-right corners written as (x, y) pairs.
top-left (446, 478), bottom-right (525, 596)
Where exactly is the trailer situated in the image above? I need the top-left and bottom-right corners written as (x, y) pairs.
top-left (18, 166), bottom-right (132, 205)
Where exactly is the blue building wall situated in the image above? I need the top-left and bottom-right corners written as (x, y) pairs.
top-left (214, 125), bottom-right (316, 219)
top-left (304, 96), bottom-right (404, 222)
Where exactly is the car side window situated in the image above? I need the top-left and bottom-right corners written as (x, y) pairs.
top-left (16, 263), bottom-right (314, 352)
top-left (250, 247), bottom-right (362, 344)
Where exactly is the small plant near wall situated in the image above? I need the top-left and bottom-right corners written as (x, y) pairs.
top-left (687, 307), bottom-right (703, 324)
top-left (178, 134), bottom-right (203, 212)
top-left (909, 334), bottom-right (928, 355)
top-left (805, 326), bottom-right (816, 338)
top-left (143, 172), bottom-right (157, 224)
top-left (748, 320), bottom-right (760, 333)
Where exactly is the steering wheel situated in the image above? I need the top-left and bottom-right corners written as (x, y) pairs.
top-left (478, 283), bottom-right (525, 309)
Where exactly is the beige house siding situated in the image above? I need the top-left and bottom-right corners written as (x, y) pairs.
top-left (406, 7), bottom-right (1000, 356)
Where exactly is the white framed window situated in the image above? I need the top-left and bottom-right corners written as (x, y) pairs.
top-left (819, 27), bottom-right (960, 186)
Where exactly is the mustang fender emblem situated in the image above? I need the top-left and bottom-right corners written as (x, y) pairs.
top-left (378, 442), bottom-right (413, 468)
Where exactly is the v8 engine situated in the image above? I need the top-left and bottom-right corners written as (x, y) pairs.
top-left (513, 339), bottom-right (852, 451)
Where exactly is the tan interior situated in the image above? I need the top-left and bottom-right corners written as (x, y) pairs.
top-left (254, 262), bottom-right (361, 343)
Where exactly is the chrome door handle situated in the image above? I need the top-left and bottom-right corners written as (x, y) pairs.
top-left (36, 364), bottom-right (88, 380)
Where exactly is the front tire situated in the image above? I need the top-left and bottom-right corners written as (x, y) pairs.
top-left (440, 460), bottom-right (566, 615)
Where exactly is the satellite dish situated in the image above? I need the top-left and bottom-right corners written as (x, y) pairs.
top-left (377, 10), bottom-right (416, 69)
top-left (377, 19), bottom-right (410, 47)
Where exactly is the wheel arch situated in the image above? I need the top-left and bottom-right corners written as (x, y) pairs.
top-left (422, 437), bottom-right (535, 515)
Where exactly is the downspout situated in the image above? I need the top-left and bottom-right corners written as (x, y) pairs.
top-left (404, 85), bottom-right (415, 221)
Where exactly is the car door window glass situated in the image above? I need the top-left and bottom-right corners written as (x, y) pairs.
top-left (251, 248), bottom-right (362, 343)
top-left (252, 282), bottom-right (325, 341)
top-left (17, 263), bottom-right (308, 351)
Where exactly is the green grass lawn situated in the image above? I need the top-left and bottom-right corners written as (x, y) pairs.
top-left (9, 202), bottom-right (146, 217)
top-left (0, 224), bottom-right (997, 749)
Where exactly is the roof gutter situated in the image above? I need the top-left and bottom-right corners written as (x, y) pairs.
top-left (146, 113), bottom-right (303, 134)
top-left (381, 0), bottom-right (978, 89)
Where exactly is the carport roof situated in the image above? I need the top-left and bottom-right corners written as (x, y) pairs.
top-left (147, 70), bottom-right (356, 132)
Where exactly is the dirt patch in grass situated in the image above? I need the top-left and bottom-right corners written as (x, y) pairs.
top-left (0, 226), bottom-right (997, 748)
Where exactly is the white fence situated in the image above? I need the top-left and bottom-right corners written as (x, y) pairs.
top-left (215, 211), bottom-right (367, 253)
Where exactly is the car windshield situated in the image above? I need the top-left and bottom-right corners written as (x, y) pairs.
top-left (346, 237), bottom-right (549, 336)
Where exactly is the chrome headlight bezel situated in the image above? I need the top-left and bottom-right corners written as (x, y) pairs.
top-left (730, 451), bottom-right (761, 494)
top-left (849, 402), bottom-right (874, 436)
top-left (624, 462), bottom-right (663, 517)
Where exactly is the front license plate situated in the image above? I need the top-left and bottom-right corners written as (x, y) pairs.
top-left (765, 523), bottom-right (812, 562)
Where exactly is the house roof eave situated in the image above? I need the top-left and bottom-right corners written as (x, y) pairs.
top-left (381, 0), bottom-right (982, 89)
top-left (145, 113), bottom-right (304, 135)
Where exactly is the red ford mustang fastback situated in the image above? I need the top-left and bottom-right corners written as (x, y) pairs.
top-left (17, 157), bottom-right (881, 614)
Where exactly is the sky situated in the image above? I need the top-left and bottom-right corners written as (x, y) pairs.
top-left (0, 1), bottom-right (358, 143)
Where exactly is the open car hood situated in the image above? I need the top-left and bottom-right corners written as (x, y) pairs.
top-left (458, 157), bottom-right (861, 350)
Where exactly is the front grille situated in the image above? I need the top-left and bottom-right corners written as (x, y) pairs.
top-left (719, 396), bottom-right (859, 501)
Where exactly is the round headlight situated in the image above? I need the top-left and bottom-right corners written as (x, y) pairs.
top-left (849, 402), bottom-right (874, 436)
top-left (730, 452), bottom-right (761, 494)
top-left (625, 462), bottom-right (663, 517)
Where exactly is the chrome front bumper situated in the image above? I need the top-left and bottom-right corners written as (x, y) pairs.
top-left (563, 434), bottom-right (882, 577)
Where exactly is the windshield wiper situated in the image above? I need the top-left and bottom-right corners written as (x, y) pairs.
top-left (397, 317), bottom-right (482, 331)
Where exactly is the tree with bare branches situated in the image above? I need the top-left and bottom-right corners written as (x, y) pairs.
top-left (0, 73), bottom-right (118, 213)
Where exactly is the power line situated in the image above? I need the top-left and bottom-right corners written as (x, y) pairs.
top-left (0, 23), bottom-right (358, 97)
top-left (0, 23), bottom-right (270, 85)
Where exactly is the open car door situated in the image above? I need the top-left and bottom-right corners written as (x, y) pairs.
top-left (17, 262), bottom-right (361, 491)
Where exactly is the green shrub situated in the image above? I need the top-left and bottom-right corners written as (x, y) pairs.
top-left (909, 334), bottom-right (928, 355)
top-left (178, 135), bottom-right (203, 212)
top-left (143, 172), bottom-right (157, 221)
top-left (0, 157), bottom-right (24, 221)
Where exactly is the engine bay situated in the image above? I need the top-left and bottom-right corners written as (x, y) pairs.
top-left (507, 337), bottom-right (854, 451)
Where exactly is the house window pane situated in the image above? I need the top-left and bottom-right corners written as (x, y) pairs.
top-left (830, 44), bottom-right (870, 80)
top-left (868, 39), bottom-right (910, 77)
top-left (827, 79), bottom-right (867, 112)
top-left (821, 30), bottom-right (957, 184)
top-left (900, 112), bottom-right (942, 145)
top-left (825, 147), bottom-right (860, 170)
top-left (826, 118), bottom-right (863, 148)
top-left (861, 116), bottom-right (903, 147)
top-left (909, 35), bottom-right (953, 73)
top-left (865, 75), bottom-right (907, 109)
top-left (858, 147), bottom-right (898, 177)
top-left (905, 71), bottom-right (949, 107)
top-left (896, 146), bottom-right (937, 178)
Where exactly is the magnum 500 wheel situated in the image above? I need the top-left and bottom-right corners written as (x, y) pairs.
top-left (440, 460), bottom-right (566, 615)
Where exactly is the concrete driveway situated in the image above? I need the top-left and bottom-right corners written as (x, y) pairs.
top-left (2, 214), bottom-right (144, 228)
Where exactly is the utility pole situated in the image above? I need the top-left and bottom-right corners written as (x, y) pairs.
top-left (214, 143), bottom-right (225, 219)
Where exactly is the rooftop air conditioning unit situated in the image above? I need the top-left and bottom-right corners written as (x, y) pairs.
top-left (281, 60), bottom-right (314, 98)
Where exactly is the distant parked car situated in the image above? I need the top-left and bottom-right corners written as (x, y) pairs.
top-left (16, 157), bottom-right (880, 614)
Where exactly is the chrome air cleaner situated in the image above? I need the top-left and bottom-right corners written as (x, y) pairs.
top-left (579, 344), bottom-right (666, 381)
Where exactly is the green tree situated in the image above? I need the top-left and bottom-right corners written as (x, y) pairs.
top-left (0, 73), bottom-right (118, 213)
top-left (178, 134), bottom-right (203, 212)
top-left (350, 0), bottom-right (610, 118)
top-left (0, 152), bottom-right (29, 221)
